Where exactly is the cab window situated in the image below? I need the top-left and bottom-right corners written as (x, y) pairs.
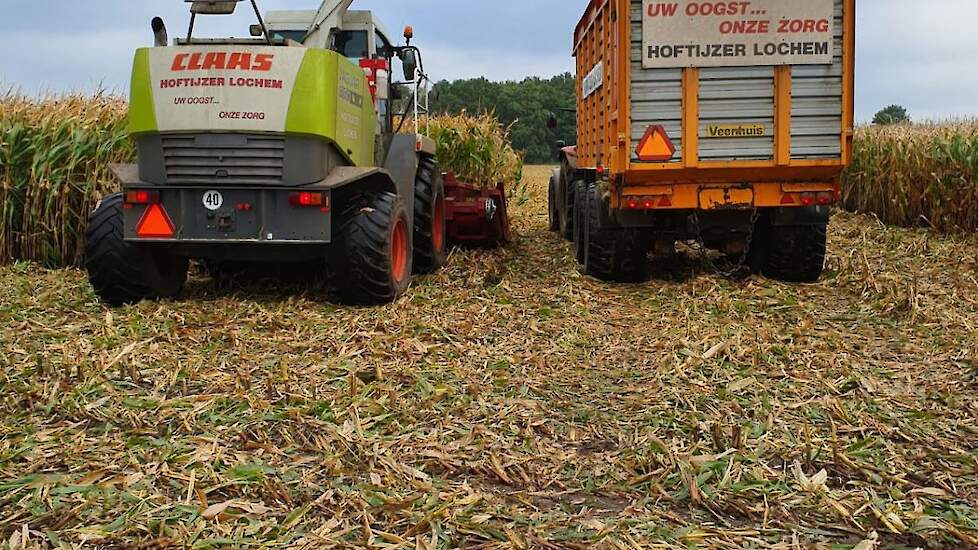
top-left (272, 30), bottom-right (306, 43)
top-left (335, 30), bottom-right (369, 59)
top-left (375, 31), bottom-right (392, 58)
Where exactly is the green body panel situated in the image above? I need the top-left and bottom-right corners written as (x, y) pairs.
top-left (128, 49), bottom-right (157, 135)
top-left (286, 50), bottom-right (375, 167)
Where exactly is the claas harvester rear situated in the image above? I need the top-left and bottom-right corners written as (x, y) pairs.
top-left (550, 0), bottom-right (854, 282)
top-left (86, 0), bottom-right (509, 306)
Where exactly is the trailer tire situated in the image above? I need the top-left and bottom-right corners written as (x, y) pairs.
top-left (334, 192), bottom-right (412, 304)
top-left (558, 176), bottom-right (574, 241)
top-left (547, 172), bottom-right (560, 232)
top-left (582, 184), bottom-right (648, 283)
top-left (572, 179), bottom-right (587, 264)
top-left (84, 193), bottom-right (188, 306)
top-left (413, 156), bottom-right (448, 274)
top-left (750, 223), bottom-right (827, 283)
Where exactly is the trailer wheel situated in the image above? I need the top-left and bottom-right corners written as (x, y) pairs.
top-left (572, 179), bottom-right (587, 264)
top-left (749, 223), bottom-right (827, 283)
top-left (84, 193), bottom-right (188, 306)
top-left (413, 156), bottom-right (448, 274)
top-left (582, 184), bottom-right (648, 283)
top-left (558, 176), bottom-right (575, 241)
top-left (547, 172), bottom-right (560, 232)
top-left (334, 192), bottom-right (412, 304)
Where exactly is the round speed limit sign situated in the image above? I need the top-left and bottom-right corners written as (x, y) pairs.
top-left (202, 190), bottom-right (224, 211)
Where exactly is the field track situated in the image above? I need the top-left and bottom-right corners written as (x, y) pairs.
top-left (2, 166), bottom-right (978, 548)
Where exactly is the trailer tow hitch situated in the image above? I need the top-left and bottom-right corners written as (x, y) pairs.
top-left (689, 208), bottom-right (760, 278)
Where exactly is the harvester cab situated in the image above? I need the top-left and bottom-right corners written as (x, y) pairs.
top-left (85, 0), bottom-right (508, 308)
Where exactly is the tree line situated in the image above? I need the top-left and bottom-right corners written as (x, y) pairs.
top-left (430, 74), bottom-right (577, 165)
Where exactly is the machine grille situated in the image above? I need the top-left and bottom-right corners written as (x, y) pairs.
top-left (162, 133), bottom-right (285, 185)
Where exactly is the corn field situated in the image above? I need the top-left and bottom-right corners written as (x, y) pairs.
top-left (0, 92), bottom-right (132, 267)
top-left (842, 122), bottom-right (978, 232)
top-left (3, 93), bottom-right (976, 269)
top-left (0, 95), bottom-right (524, 268)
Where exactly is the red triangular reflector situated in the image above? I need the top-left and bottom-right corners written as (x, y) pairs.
top-left (136, 204), bottom-right (175, 238)
top-left (780, 194), bottom-right (796, 205)
top-left (636, 125), bottom-right (676, 162)
top-left (658, 195), bottom-right (672, 207)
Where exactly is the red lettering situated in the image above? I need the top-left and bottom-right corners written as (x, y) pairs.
top-left (778, 18), bottom-right (830, 34)
top-left (171, 54), bottom-right (189, 71)
top-left (685, 2), bottom-right (749, 17)
top-left (187, 53), bottom-right (203, 70)
top-left (202, 52), bottom-right (227, 70)
top-left (252, 54), bottom-right (274, 72)
top-left (719, 19), bottom-right (769, 34)
top-left (647, 3), bottom-right (678, 17)
top-left (227, 52), bottom-right (252, 70)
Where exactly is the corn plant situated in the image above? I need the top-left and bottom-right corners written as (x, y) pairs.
top-left (1, 92), bottom-right (132, 267)
top-left (842, 122), bottom-right (978, 233)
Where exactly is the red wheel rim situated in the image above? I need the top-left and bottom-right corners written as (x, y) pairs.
top-left (432, 194), bottom-right (445, 252)
top-left (391, 218), bottom-right (408, 282)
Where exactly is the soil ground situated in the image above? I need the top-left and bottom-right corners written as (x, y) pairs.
top-left (2, 166), bottom-right (978, 549)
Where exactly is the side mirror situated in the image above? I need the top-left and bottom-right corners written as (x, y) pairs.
top-left (189, 0), bottom-right (242, 15)
top-left (249, 24), bottom-right (264, 37)
top-left (152, 17), bottom-right (168, 47)
top-left (399, 49), bottom-right (418, 81)
top-left (546, 112), bottom-right (558, 130)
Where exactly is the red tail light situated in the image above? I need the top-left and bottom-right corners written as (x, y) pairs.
top-left (289, 192), bottom-right (327, 208)
top-left (125, 190), bottom-right (160, 205)
top-left (626, 199), bottom-right (639, 209)
top-left (800, 193), bottom-right (815, 206)
top-left (816, 192), bottom-right (834, 205)
top-left (135, 204), bottom-right (175, 238)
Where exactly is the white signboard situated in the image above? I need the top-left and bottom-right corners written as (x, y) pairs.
top-left (149, 46), bottom-right (306, 132)
top-left (582, 61), bottom-right (604, 99)
top-left (641, 0), bottom-right (834, 69)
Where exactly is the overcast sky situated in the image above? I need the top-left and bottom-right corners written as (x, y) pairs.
top-left (2, 0), bottom-right (976, 123)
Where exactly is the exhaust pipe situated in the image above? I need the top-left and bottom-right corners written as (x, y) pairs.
top-left (152, 17), bottom-right (168, 47)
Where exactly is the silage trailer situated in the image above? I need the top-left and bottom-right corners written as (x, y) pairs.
top-left (550, 0), bottom-right (855, 282)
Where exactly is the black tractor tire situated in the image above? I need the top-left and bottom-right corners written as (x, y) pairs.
top-left (84, 193), bottom-right (188, 306)
top-left (572, 179), bottom-right (588, 265)
top-left (547, 172), bottom-right (561, 232)
top-left (749, 223), bottom-right (827, 283)
top-left (413, 156), bottom-right (448, 274)
top-left (558, 176), bottom-right (575, 241)
top-left (582, 184), bottom-right (649, 283)
top-left (333, 191), bottom-right (413, 305)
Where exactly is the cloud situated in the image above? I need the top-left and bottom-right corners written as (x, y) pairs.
top-left (420, 44), bottom-right (573, 83)
top-left (2, 0), bottom-right (977, 123)
top-left (855, 0), bottom-right (978, 121)
top-left (0, 29), bottom-right (143, 95)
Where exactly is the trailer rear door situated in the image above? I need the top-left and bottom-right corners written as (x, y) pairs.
top-left (627, 0), bottom-right (851, 168)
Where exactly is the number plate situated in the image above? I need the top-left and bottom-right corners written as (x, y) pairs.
top-left (698, 187), bottom-right (754, 210)
top-left (202, 190), bottom-right (224, 211)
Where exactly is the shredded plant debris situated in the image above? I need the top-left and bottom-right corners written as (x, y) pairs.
top-left (2, 166), bottom-right (978, 549)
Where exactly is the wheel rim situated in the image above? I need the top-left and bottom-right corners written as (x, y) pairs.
top-left (391, 218), bottom-right (409, 282)
top-left (432, 194), bottom-right (446, 252)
